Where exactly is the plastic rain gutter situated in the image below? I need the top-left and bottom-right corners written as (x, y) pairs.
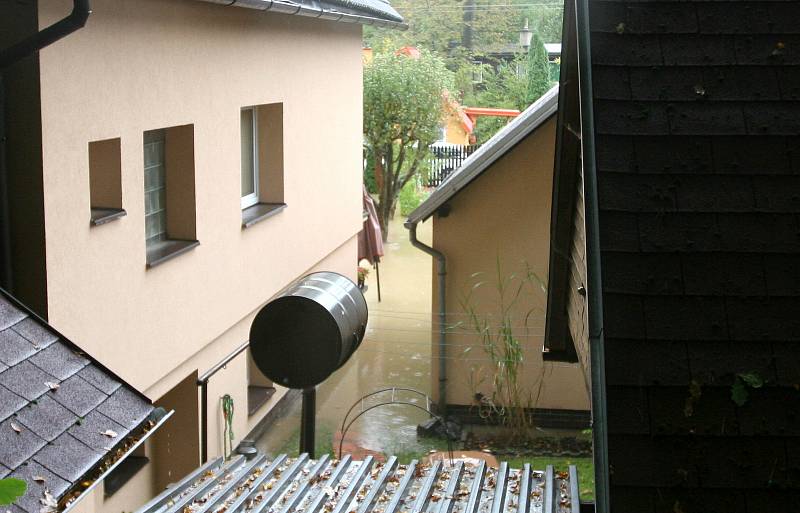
top-left (62, 409), bottom-right (175, 513)
top-left (572, 0), bottom-right (610, 509)
top-left (194, 0), bottom-right (407, 29)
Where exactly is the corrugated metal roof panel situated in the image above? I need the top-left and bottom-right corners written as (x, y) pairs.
top-left (136, 453), bottom-right (581, 513)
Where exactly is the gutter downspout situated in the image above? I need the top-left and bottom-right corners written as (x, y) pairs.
top-left (404, 220), bottom-right (447, 417)
top-left (0, 0), bottom-right (92, 292)
top-left (573, 0), bottom-right (610, 509)
top-left (0, 0), bottom-right (92, 69)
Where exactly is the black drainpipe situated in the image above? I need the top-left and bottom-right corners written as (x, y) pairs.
top-left (0, 0), bottom-right (92, 69)
top-left (0, 0), bottom-right (92, 291)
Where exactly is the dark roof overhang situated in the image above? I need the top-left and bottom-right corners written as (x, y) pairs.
top-left (543, 0), bottom-right (581, 363)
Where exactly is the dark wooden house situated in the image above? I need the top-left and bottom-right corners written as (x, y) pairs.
top-left (545, 0), bottom-right (800, 511)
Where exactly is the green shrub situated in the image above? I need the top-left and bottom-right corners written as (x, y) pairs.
top-left (399, 181), bottom-right (429, 216)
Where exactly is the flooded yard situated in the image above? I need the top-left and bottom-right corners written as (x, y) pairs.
top-left (256, 216), bottom-right (436, 457)
top-left (254, 214), bottom-right (595, 500)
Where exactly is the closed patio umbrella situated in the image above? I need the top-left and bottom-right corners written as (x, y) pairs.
top-left (358, 185), bottom-right (384, 300)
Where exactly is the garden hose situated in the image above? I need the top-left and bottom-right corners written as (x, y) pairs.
top-left (222, 394), bottom-right (234, 458)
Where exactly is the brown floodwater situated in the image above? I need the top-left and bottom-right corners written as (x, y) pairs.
top-left (255, 215), bottom-right (436, 456)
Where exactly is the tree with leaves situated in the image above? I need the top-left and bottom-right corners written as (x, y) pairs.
top-left (466, 32), bottom-right (554, 142)
top-left (525, 33), bottom-right (551, 104)
top-left (364, 50), bottom-right (454, 240)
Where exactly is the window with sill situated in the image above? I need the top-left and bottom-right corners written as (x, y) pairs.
top-left (89, 137), bottom-right (125, 225)
top-left (143, 125), bottom-right (198, 266)
top-left (241, 104), bottom-right (285, 227)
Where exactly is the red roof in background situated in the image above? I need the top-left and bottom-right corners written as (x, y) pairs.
top-left (394, 46), bottom-right (421, 59)
top-left (463, 107), bottom-right (521, 124)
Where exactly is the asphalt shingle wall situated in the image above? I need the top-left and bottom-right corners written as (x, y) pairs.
top-left (588, 1), bottom-right (800, 511)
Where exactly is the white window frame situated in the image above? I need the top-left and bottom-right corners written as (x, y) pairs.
top-left (241, 107), bottom-right (260, 209)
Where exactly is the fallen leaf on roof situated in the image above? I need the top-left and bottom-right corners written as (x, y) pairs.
top-left (45, 382), bottom-right (60, 391)
top-left (40, 489), bottom-right (58, 513)
top-left (33, 476), bottom-right (46, 483)
top-left (10, 422), bottom-right (21, 434)
top-left (100, 429), bottom-right (118, 438)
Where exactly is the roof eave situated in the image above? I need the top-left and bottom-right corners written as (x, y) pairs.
top-left (195, 0), bottom-right (407, 29)
top-left (61, 409), bottom-right (175, 513)
top-left (407, 85), bottom-right (559, 224)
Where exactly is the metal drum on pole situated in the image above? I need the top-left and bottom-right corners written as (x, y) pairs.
top-left (249, 271), bottom-right (368, 456)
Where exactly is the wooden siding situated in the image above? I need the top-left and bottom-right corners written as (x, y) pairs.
top-left (588, 1), bottom-right (800, 511)
top-left (565, 163), bottom-right (591, 396)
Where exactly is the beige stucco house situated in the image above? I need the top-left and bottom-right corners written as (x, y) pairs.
top-left (0, 0), bottom-right (402, 512)
top-left (406, 86), bottom-right (590, 427)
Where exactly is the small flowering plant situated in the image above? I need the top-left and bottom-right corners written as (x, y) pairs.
top-left (357, 266), bottom-right (370, 285)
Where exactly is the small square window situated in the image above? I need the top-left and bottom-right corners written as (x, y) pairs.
top-left (144, 129), bottom-right (167, 245)
top-left (143, 125), bottom-right (199, 267)
top-left (89, 138), bottom-right (125, 226)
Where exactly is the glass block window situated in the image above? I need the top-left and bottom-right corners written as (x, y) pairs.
top-left (144, 129), bottom-right (167, 245)
top-left (241, 107), bottom-right (259, 209)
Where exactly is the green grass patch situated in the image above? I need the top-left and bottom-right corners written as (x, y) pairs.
top-left (276, 423), bottom-right (335, 458)
top-left (504, 455), bottom-right (595, 502)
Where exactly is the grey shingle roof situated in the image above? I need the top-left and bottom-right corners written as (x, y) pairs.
top-left (0, 292), bottom-right (154, 513)
top-left (8, 462), bottom-right (71, 513)
top-left (68, 411), bottom-right (129, 453)
top-left (33, 434), bottom-right (103, 483)
top-left (97, 387), bottom-right (153, 430)
top-left (77, 364), bottom-right (121, 395)
top-left (50, 375), bottom-right (108, 417)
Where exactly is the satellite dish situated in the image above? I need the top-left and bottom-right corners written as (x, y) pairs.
top-left (249, 272), bottom-right (368, 389)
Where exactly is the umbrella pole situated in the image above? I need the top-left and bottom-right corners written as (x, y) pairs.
top-left (375, 261), bottom-right (381, 302)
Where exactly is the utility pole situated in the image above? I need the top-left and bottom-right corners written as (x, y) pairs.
top-left (462, 0), bottom-right (475, 51)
